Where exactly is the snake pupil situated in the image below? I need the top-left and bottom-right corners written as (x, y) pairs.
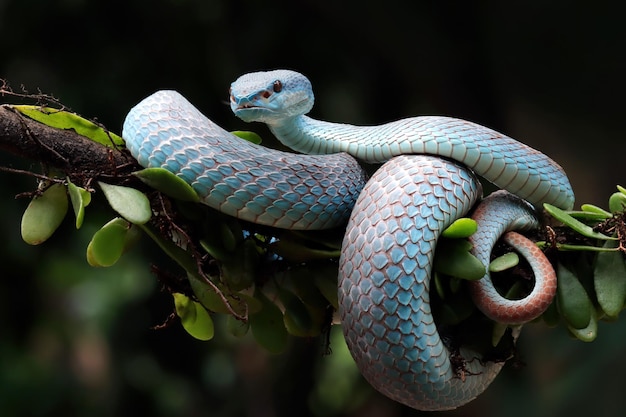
top-left (272, 80), bottom-right (283, 93)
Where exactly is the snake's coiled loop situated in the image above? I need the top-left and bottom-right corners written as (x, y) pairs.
top-left (123, 78), bottom-right (572, 411)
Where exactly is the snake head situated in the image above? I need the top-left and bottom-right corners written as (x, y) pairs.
top-left (230, 69), bottom-right (314, 124)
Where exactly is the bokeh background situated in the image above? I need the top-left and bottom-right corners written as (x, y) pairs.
top-left (1, 1), bottom-right (625, 416)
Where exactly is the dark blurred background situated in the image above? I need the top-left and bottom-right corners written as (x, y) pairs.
top-left (1, 1), bottom-right (625, 416)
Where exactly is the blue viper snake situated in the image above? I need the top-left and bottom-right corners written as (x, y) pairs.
top-left (122, 70), bottom-right (574, 410)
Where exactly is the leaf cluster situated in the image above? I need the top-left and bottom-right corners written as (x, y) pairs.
top-left (8, 102), bottom-right (626, 356)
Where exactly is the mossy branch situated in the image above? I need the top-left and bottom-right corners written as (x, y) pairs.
top-left (0, 104), bottom-right (137, 178)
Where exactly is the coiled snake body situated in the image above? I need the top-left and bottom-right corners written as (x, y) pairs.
top-left (123, 70), bottom-right (574, 410)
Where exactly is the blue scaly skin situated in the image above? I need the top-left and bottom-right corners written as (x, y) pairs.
top-left (230, 70), bottom-right (574, 210)
top-left (123, 91), bottom-right (366, 230)
top-left (122, 73), bottom-right (573, 410)
top-left (227, 70), bottom-right (573, 410)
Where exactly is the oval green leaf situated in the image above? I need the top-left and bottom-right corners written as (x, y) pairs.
top-left (556, 263), bottom-right (593, 329)
top-left (86, 217), bottom-right (130, 267)
top-left (489, 252), bottom-right (520, 273)
top-left (21, 183), bottom-right (68, 245)
top-left (608, 192), bottom-right (626, 213)
top-left (173, 293), bottom-right (215, 341)
top-left (279, 288), bottom-right (316, 337)
top-left (133, 167), bottom-right (200, 203)
top-left (226, 315), bottom-right (250, 338)
top-left (314, 273), bottom-right (339, 309)
top-left (441, 218), bottom-right (478, 238)
top-left (580, 203), bottom-right (612, 218)
top-left (567, 308), bottom-right (598, 342)
top-left (67, 179), bottom-right (90, 229)
top-left (594, 239), bottom-right (626, 318)
top-left (249, 290), bottom-right (288, 353)
top-left (434, 239), bottom-right (486, 280)
top-left (98, 181), bottom-right (151, 224)
top-left (231, 130), bottom-right (263, 144)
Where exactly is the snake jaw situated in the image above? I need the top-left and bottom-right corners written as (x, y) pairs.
top-left (231, 97), bottom-right (277, 123)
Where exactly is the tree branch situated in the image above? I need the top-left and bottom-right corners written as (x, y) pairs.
top-left (0, 104), bottom-right (137, 179)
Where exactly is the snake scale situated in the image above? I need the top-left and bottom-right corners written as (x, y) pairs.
top-left (122, 69), bottom-right (574, 411)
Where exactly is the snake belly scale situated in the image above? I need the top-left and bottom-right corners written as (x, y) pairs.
top-left (123, 71), bottom-right (574, 411)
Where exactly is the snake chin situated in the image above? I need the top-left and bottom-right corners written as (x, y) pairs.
top-left (232, 106), bottom-right (274, 123)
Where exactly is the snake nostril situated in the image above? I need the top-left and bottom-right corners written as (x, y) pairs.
top-left (261, 90), bottom-right (271, 99)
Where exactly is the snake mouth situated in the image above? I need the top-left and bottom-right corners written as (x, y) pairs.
top-left (236, 103), bottom-right (261, 110)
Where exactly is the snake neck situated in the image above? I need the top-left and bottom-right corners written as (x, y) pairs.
top-left (265, 114), bottom-right (575, 210)
top-left (267, 115), bottom-right (391, 162)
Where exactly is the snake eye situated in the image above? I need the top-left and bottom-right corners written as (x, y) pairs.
top-left (272, 80), bottom-right (283, 93)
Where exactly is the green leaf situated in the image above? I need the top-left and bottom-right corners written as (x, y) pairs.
top-left (133, 167), bottom-right (200, 203)
top-left (139, 223), bottom-right (198, 273)
top-left (567, 210), bottom-right (612, 222)
top-left (544, 203), bottom-right (616, 240)
top-left (226, 315), bottom-right (250, 338)
top-left (279, 288), bottom-right (316, 337)
top-left (556, 263), bottom-right (593, 329)
top-left (67, 179), bottom-right (91, 229)
top-left (580, 203), bottom-right (612, 219)
top-left (173, 293), bottom-right (215, 341)
top-left (314, 272), bottom-right (339, 309)
top-left (433, 239), bottom-right (486, 280)
top-left (21, 183), bottom-right (68, 245)
top-left (492, 322), bottom-right (510, 347)
top-left (535, 241), bottom-right (619, 252)
top-left (489, 252), bottom-right (520, 273)
top-left (270, 235), bottom-right (341, 262)
top-left (187, 272), bottom-right (261, 316)
top-left (98, 181), bottom-right (151, 224)
top-left (220, 240), bottom-right (259, 291)
top-left (231, 130), bottom-right (262, 144)
top-left (86, 217), bottom-right (130, 267)
top-left (249, 290), bottom-right (288, 353)
top-left (13, 105), bottom-right (124, 147)
top-left (594, 239), bottom-right (626, 318)
top-left (441, 218), bottom-right (477, 238)
top-left (567, 308), bottom-right (598, 342)
top-left (541, 300), bottom-right (560, 327)
top-left (286, 266), bottom-right (333, 310)
top-left (608, 191), bottom-right (626, 213)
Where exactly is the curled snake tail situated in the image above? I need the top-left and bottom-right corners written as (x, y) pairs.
top-left (468, 191), bottom-right (557, 324)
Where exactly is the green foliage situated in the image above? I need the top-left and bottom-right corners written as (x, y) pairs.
top-left (86, 217), bottom-right (140, 267)
top-left (67, 177), bottom-right (91, 228)
top-left (489, 252), bottom-right (520, 272)
top-left (13, 105), bottom-right (124, 147)
top-left (594, 240), bottom-right (626, 318)
top-left (433, 237), bottom-right (486, 280)
top-left (133, 168), bottom-right (200, 203)
top-left (541, 185), bottom-right (626, 341)
top-left (20, 182), bottom-right (68, 245)
top-left (556, 263), bottom-right (593, 330)
top-left (10, 100), bottom-right (626, 351)
top-left (230, 130), bottom-right (263, 145)
top-left (98, 181), bottom-right (152, 225)
top-left (543, 203), bottom-right (616, 241)
top-left (441, 217), bottom-right (478, 238)
top-left (173, 293), bottom-right (215, 341)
